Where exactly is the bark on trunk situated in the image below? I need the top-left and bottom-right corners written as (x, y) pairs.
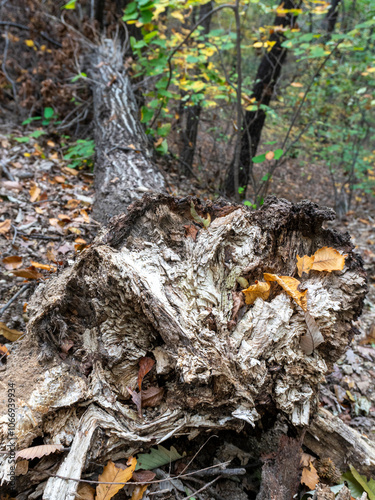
top-left (224, 0), bottom-right (298, 197)
top-left (90, 39), bottom-right (166, 223)
top-left (0, 195), bottom-right (367, 498)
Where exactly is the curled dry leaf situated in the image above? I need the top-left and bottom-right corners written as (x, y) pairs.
top-left (311, 246), bottom-right (347, 272)
top-left (0, 322), bottom-right (24, 342)
top-left (2, 256), bottom-right (23, 270)
top-left (264, 273), bottom-right (307, 311)
top-left (96, 457), bottom-right (137, 500)
top-left (138, 357), bottom-right (155, 391)
top-left (141, 386), bottom-right (164, 408)
top-left (242, 280), bottom-right (270, 305)
top-left (296, 254), bottom-right (315, 277)
top-left (0, 219), bottom-right (11, 235)
top-left (300, 311), bottom-right (324, 355)
top-left (131, 485), bottom-right (148, 500)
top-left (15, 444), bottom-right (64, 460)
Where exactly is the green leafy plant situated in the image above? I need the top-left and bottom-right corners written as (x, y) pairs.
top-left (63, 139), bottom-right (95, 169)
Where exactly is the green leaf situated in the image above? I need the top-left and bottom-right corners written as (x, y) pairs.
top-left (30, 130), bottom-right (46, 139)
top-left (62, 0), bottom-right (76, 9)
top-left (273, 149), bottom-right (284, 160)
top-left (15, 136), bottom-right (30, 143)
top-left (156, 139), bottom-right (168, 155)
top-left (348, 465), bottom-right (375, 500)
top-left (141, 106), bottom-right (154, 123)
top-left (252, 153), bottom-right (266, 163)
top-left (190, 201), bottom-right (211, 228)
top-left (135, 445), bottom-right (185, 471)
top-left (44, 107), bottom-right (54, 119)
top-left (157, 123), bottom-right (171, 137)
top-left (22, 116), bottom-right (41, 125)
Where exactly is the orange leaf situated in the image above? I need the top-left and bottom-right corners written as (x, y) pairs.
top-left (80, 209), bottom-right (90, 223)
top-left (138, 357), bottom-right (155, 391)
top-left (0, 344), bottom-right (10, 356)
top-left (242, 280), bottom-right (270, 305)
top-left (265, 151), bottom-right (274, 160)
top-left (96, 458), bottom-right (137, 500)
top-left (76, 484), bottom-right (95, 499)
top-left (291, 82), bottom-right (303, 87)
top-left (30, 261), bottom-right (56, 271)
top-left (311, 247), bottom-right (347, 272)
top-left (2, 256), bottom-right (23, 270)
top-left (296, 254), bottom-right (315, 277)
top-left (264, 273), bottom-right (307, 311)
top-left (131, 485), bottom-right (148, 500)
top-left (16, 444), bottom-right (64, 460)
top-left (301, 462), bottom-right (319, 490)
top-left (29, 184), bottom-right (41, 203)
top-left (0, 219), bottom-right (11, 235)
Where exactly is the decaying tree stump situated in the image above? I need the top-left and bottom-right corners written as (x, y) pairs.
top-left (0, 194), bottom-right (368, 498)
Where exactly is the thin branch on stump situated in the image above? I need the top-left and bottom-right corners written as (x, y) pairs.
top-left (0, 195), bottom-right (368, 499)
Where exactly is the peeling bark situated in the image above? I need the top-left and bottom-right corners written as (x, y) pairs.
top-left (0, 195), bottom-right (367, 497)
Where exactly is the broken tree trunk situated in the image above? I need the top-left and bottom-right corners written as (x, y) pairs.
top-left (90, 38), bottom-right (166, 223)
top-left (0, 195), bottom-right (368, 497)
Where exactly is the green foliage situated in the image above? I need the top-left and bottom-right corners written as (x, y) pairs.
top-left (135, 445), bottom-right (185, 471)
top-left (63, 139), bottom-right (95, 169)
top-left (342, 465), bottom-right (375, 499)
top-left (15, 130), bottom-right (46, 143)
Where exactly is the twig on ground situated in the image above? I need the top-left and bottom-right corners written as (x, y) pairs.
top-left (184, 476), bottom-right (221, 500)
top-left (0, 283), bottom-right (31, 317)
top-left (188, 467), bottom-right (246, 478)
top-left (184, 477), bottom-right (227, 500)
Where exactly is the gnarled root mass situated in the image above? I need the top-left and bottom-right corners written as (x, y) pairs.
top-left (0, 195), bottom-right (367, 497)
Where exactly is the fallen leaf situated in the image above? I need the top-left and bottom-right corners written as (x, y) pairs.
top-left (29, 184), bottom-right (41, 203)
top-left (0, 344), bottom-right (10, 356)
top-left (80, 209), bottom-right (90, 223)
top-left (30, 261), bottom-right (56, 271)
top-left (2, 256), bottom-right (23, 270)
top-left (141, 386), bottom-right (164, 408)
top-left (138, 357), bottom-right (155, 391)
top-left (190, 202), bottom-right (211, 228)
top-left (16, 444), bottom-right (64, 460)
top-left (301, 462), bottom-right (319, 489)
top-left (135, 445), bottom-right (185, 471)
top-left (61, 166), bottom-right (78, 176)
top-left (127, 387), bottom-right (142, 416)
top-left (68, 227), bottom-right (81, 235)
top-left (65, 199), bottom-right (81, 209)
top-left (15, 460), bottom-right (29, 476)
top-left (12, 267), bottom-right (43, 280)
top-left (311, 247), bottom-right (347, 272)
top-left (54, 176), bottom-right (66, 183)
top-left (360, 324), bottom-right (375, 345)
top-left (75, 237), bottom-right (87, 244)
top-left (0, 322), bottom-right (24, 342)
top-left (96, 458), bottom-right (137, 500)
top-left (0, 219), bottom-right (11, 235)
top-left (57, 243), bottom-right (74, 254)
top-left (184, 224), bottom-right (199, 241)
top-left (58, 214), bottom-right (71, 222)
top-left (264, 273), bottom-right (307, 311)
top-left (296, 254), bottom-right (315, 277)
top-left (76, 484), bottom-right (95, 499)
top-left (132, 470), bottom-right (156, 482)
top-left (300, 311), bottom-right (324, 355)
top-left (131, 485), bottom-right (148, 500)
top-left (1, 181), bottom-right (22, 191)
top-left (242, 280), bottom-right (270, 305)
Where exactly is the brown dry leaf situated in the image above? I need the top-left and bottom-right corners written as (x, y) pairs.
top-left (58, 214), bottom-right (71, 222)
top-left (242, 280), bottom-right (271, 305)
top-left (76, 484), bottom-right (95, 499)
top-left (15, 460), bottom-right (29, 476)
top-left (34, 207), bottom-right (44, 215)
top-left (54, 176), bottom-right (66, 184)
top-left (2, 256), bottom-right (23, 270)
top-left (68, 227), bottom-right (81, 235)
top-left (65, 199), bottom-right (81, 209)
top-left (311, 247), bottom-right (347, 272)
top-left (301, 462), bottom-right (319, 490)
top-left (141, 386), bottom-right (164, 408)
top-left (131, 485), bottom-right (148, 500)
top-left (127, 387), bottom-right (142, 416)
top-left (30, 261), bottom-right (56, 271)
top-left (46, 245), bottom-right (57, 262)
top-left (184, 224), bottom-right (199, 241)
top-left (132, 470), bottom-right (156, 482)
top-left (61, 166), bottom-right (78, 176)
top-left (138, 357), bottom-right (155, 391)
top-left (0, 344), bottom-right (10, 356)
top-left (96, 458), bottom-right (137, 500)
top-left (300, 453), bottom-right (315, 468)
top-left (300, 311), bottom-right (324, 355)
top-left (0, 219), bottom-right (11, 235)
top-left (80, 209), bottom-right (90, 223)
top-left (12, 267), bottom-right (43, 280)
top-left (265, 151), bottom-right (274, 160)
top-left (29, 184), bottom-right (41, 203)
top-left (264, 273), bottom-right (307, 311)
top-left (296, 254), bottom-right (315, 277)
top-left (75, 237), bottom-right (87, 244)
top-left (15, 444), bottom-right (64, 460)
top-left (0, 322), bottom-right (24, 342)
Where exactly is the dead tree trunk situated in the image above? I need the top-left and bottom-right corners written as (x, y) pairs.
top-left (0, 194), bottom-right (368, 498)
top-left (90, 39), bottom-right (166, 223)
top-left (224, 0), bottom-right (298, 197)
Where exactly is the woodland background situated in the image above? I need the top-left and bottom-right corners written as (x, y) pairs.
top-left (1, 0), bottom-right (375, 499)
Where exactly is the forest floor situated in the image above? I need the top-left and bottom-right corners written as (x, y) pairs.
top-left (1, 127), bottom-right (375, 499)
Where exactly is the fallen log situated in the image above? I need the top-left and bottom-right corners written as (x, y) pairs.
top-left (0, 194), bottom-right (367, 498)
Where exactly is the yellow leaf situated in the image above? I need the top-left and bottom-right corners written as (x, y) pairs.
top-left (96, 458), bottom-right (137, 500)
top-left (25, 39), bottom-right (34, 47)
top-left (253, 41), bottom-right (266, 48)
top-left (29, 184), bottom-right (41, 203)
top-left (264, 273), bottom-right (307, 311)
top-left (311, 246), bottom-right (347, 272)
top-left (0, 322), bottom-right (24, 342)
top-left (189, 81), bottom-right (205, 92)
top-left (296, 254), bottom-right (315, 277)
top-left (131, 485), bottom-right (148, 500)
top-left (301, 462), bottom-right (319, 490)
top-left (242, 281), bottom-right (270, 305)
top-left (171, 11), bottom-right (184, 22)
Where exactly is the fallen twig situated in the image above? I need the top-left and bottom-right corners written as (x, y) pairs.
top-left (0, 283), bottom-right (31, 317)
